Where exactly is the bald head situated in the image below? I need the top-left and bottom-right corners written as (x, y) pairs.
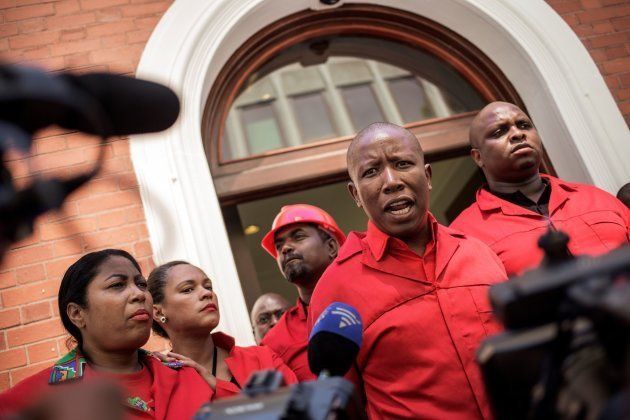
top-left (617, 183), bottom-right (630, 208)
top-left (347, 122), bottom-right (423, 182)
top-left (469, 101), bottom-right (526, 148)
top-left (250, 292), bottom-right (291, 344)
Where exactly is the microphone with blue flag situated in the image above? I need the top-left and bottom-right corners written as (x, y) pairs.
top-left (308, 302), bottom-right (363, 378)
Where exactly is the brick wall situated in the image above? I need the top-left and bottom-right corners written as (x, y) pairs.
top-left (546, 0), bottom-right (630, 124)
top-left (0, 0), bottom-right (627, 392)
top-left (0, 0), bottom-right (172, 391)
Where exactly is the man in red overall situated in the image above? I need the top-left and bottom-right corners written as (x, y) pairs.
top-left (309, 123), bottom-right (507, 419)
top-left (451, 101), bottom-right (629, 276)
top-left (260, 204), bottom-right (346, 381)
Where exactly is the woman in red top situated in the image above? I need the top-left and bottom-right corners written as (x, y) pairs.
top-left (148, 261), bottom-right (297, 398)
top-left (0, 249), bottom-right (212, 419)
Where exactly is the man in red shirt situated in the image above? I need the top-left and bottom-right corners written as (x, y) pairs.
top-left (309, 123), bottom-right (507, 419)
top-left (260, 204), bottom-right (346, 381)
top-left (451, 101), bottom-right (629, 276)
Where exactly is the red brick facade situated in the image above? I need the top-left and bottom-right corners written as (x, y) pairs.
top-left (0, 0), bottom-right (627, 391)
top-left (547, 0), bottom-right (630, 124)
top-left (0, 0), bottom-right (172, 390)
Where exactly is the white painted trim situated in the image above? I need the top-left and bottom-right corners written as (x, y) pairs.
top-left (131, 0), bottom-right (629, 345)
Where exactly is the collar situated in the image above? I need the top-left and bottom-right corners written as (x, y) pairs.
top-left (49, 348), bottom-right (152, 384)
top-left (212, 331), bottom-right (236, 354)
top-left (364, 213), bottom-right (439, 261)
top-left (477, 174), bottom-right (576, 215)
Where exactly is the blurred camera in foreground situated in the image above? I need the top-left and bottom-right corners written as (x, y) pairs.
top-left (478, 229), bottom-right (630, 420)
top-left (195, 302), bottom-right (365, 420)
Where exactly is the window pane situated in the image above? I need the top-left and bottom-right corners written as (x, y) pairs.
top-left (291, 92), bottom-right (336, 142)
top-left (241, 102), bottom-right (284, 155)
top-left (388, 77), bottom-right (435, 123)
top-left (220, 36), bottom-right (486, 160)
top-left (341, 83), bottom-right (385, 130)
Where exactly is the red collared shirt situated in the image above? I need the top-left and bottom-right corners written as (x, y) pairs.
top-left (261, 299), bottom-right (316, 382)
top-left (212, 331), bottom-right (298, 398)
top-left (309, 214), bottom-right (507, 419)
top-left (450, 175), bottom-right (630, 276)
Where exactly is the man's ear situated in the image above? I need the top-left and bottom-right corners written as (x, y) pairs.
top-left (66, 303), bottom-right (86, 330)
top-left (425, 163), bottom-right (432, 191)
top-left (347, 181), bottom-right (361, 208)
top-left (326, 237), bottom-right (340, 259)
top-left (471, 148), bottom-right (484, 169)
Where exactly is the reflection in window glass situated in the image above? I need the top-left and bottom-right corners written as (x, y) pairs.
top-left (388, 77), bottom-right (435, 123)
top-left (241, 102), bottom-right (284, 155)
top-left (292, 92), bottom-right (336, 142)
top-left (220, 36), bottom-right (486, 161)
top-left (341, 83), bottom-right (385, 130)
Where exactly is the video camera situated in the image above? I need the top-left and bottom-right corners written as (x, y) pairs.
top-left (0, 63), bottom-right (179, 253)
top-left (478, 229), bottom-right (630, 419)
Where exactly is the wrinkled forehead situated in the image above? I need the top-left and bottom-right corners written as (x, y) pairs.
top-left (479, 103), bottom-right (529, 127)
top-left (349, 129), bottom-right (421, 165)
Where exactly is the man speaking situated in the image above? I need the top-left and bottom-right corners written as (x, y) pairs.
top-left (309, 123), bottom-right (507, 419)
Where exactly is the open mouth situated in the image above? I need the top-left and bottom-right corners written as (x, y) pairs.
top-left (385, 198), bottom-right (414, 216)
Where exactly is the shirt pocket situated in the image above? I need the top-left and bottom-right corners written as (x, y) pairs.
top-left (579, 211), bottom-right (628, 251)
top-left (469, 286), bottom-right (503, 337)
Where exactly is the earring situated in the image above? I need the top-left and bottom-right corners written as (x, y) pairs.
top-left (159, 316), bottom-right (167, 323)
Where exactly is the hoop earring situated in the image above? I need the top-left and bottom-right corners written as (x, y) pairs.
top-left (159, 316), bottom-right (167, 324)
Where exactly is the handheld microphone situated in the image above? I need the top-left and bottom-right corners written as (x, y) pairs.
top-left (308, 302), bottom-right (363, 378)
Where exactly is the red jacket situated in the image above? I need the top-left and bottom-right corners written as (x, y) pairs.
top-left (450, 175), bottom-right (630, 276)
top-left (212, 331), bottom-right (298, 398)
top-left (309, 215), bottom-right (507, 419)
top-left (0, 349), bottom-right (212, 419)
top-left (261, 299), bottom-right (316, 382)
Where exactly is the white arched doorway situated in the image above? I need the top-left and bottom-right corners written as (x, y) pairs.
top-left (130, 0), bottom-right (630, 345)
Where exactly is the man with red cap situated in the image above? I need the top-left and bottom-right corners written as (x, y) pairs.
top-left (260, 204), bottom-right (346, 381)
top-left (451, 101), bottom-right (629, 276)
top-left (309, 122), bottom-right (507, 419)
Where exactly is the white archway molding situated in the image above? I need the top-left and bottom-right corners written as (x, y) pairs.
top-left (131, 0), bottom-right (629, 345)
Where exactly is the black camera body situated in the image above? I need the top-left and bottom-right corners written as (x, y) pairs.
top-left (478, 230), bottom-right (630, 420)
top-left (194, 374), bottom-right (360, 420)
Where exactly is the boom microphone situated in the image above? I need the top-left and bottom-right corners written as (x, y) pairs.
top-left (0, 64), bottom-right (180, 138)
top-left (308, 302), bottom-right (363, 377)
top-left (65, 72), bottom-right (180, 136)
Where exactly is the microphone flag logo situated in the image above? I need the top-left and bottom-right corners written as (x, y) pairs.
top-left (332, 307), bottom-right (360, 329)
top-left (310, 302), bottom-right (362, 347)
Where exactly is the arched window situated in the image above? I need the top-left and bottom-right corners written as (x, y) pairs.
top-left (203, 4), bottom-right (522, 205)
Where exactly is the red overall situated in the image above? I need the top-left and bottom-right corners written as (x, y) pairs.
top-left (211, 331), bottom-right (298, 398)
top-left (309, 215), bottom-right (507, 419)
top-left (261, 299), bottom-right (316, 382)
top-left (451, 175), bottom-right (630, 276)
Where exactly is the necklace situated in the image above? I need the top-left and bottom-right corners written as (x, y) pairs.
top-left (211, 345), bottom-right (218, 376)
